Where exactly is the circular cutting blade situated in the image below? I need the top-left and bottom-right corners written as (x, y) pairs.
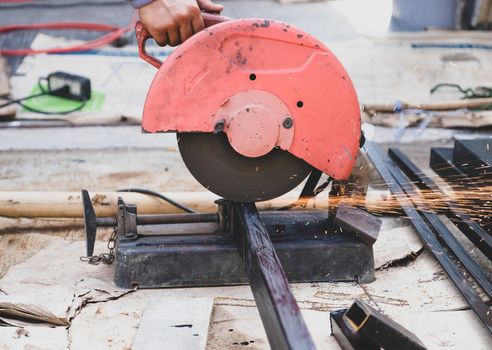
top-left (177, 132), bottom-right (312, 202)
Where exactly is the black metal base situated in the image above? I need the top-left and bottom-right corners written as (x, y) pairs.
top-left (79, 191), bottom-right (379, 349)
top-left (114, 210), bottom-right (375, 289)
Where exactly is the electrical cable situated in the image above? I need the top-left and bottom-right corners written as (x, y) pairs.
top-left (430, 83), bottom-right (492, 111)
top-left (431, 83), bottom-right (492, 99)
top-left (0, 77), bottom-right (87, 115)
top-left (0, 12), bottom-right (136, 56)
top-left (17, 99), bottom-right (87, 115)
top-left (117, 188), bottom-right (198, 214)
top-left (0, 91), bottom-right (46, 108)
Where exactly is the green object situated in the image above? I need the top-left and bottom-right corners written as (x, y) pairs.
top-left (22, 83), bottom-right (105, 113)
top-left (430, 83), bottom-right (492, 110)
top-left (430, 83), bottom-right (492, 99)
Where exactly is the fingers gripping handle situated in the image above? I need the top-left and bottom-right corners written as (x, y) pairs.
top-left (136, 12), bottom-right (230, 69)
top-left (202, 12), bottom-right (231, 27)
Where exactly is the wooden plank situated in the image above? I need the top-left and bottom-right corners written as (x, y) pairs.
top-left (0, 190), bottom-right (322, 218)
top-left (364, 97), bottom-right (492, 113)
top-left (132, 297), bottom-right (214, 350)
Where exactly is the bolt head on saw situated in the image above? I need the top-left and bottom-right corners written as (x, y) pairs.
top-left (139, 17), bottom-right (361, 202)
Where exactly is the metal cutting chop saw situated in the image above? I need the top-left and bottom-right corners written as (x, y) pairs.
top-left (83, 14), bottom-right (377, 350)
top-left (137, 14), bottom-right (362, 201)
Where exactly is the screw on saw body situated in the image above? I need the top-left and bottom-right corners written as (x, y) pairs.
top-left (214, 119), bottom-right (225, 133)
top-left (282, 117), bottom-right (293, 129)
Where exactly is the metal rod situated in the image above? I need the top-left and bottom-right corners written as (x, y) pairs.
top-left (93, 213), bottom-right (218, 227)
top-left (390, 148), bottom-right (492, 260)
top-left (136, 213), bottom-right (218, 225)
top-left (365, 142), bottom-right (492, 335)
top-left (389, 149), bottom-right (492, 297)
top-left (232, 202), bottom-right (317, 350)
top-left (388, 148), bottom-right (492, 298)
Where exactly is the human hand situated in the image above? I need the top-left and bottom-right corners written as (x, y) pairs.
top-left (139, 0), bottom-right (223, 47)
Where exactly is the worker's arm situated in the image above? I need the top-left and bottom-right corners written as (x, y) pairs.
top-left (129, 0), bottom-right (223, 47)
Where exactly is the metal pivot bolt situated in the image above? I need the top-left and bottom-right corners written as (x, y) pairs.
top-left (214, 119), bottom-right (225, 133)
top-left (282, 117), bottom-right (293, 129)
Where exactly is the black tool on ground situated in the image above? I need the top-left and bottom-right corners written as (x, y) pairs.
top-left (365, 142), bottom-right (492, 335)
top-left (330, 299), bottom-right (427, 350)
top-left (0, 71), bottom-right (91, 114)
top-left (81, 180), bottom-right (381, 350)
top-left (46, 71), bottom-right (91, 101)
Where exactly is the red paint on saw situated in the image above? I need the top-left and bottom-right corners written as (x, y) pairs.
top-left (140, 17), bottom-right (360, 180)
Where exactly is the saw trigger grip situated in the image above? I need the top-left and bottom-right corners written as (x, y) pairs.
top-left (136, 21), bottom-right (163, 69)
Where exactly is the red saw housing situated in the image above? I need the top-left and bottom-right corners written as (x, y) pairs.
top-left (140, 18), bottom-right (361, 180)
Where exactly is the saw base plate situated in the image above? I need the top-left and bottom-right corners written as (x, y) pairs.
top-left (114, 207), bottom-right (375, 288)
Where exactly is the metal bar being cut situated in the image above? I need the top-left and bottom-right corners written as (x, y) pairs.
top-left (364, 142), bottom-right (492, 335)
top-left (232, 202), bottom-right (317, 350)
top-left (390, 148), bottom-right (492, 260)
top-left (388, 148), bottom-right (492, 297)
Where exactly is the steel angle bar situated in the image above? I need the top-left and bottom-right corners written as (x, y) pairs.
top-left (453, 139), bottom-right (492, 180)
top-left (390, 148), bottom-right (492, 260)
top-left (430, 147), bottom-right (492, 248)
top-left (364, 142), bottom-right (492, 335)
top-left (388, 148), bottom-right (492, 297)
top-left (344, 299), bottom-right (426, 350)
top-left (429, 147), bottom-right (469, 186)
top-left (232, 202), bottom-right (317, 350)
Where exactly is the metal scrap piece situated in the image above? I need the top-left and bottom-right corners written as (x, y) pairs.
top-left (344, 299), bottom-right (426, 350)
top-left (333, 203), bottom-right (382, 245)
top-left (330, 309), bottom-right (379, 350)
